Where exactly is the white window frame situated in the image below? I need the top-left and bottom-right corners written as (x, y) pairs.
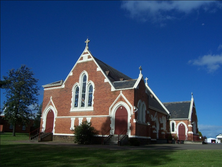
top-left (70, 71), bottom-right (95, 112)
top-left (170, 121), bottom-right (176, 133)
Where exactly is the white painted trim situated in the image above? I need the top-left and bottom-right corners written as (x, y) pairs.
top-left (44, 85), bottom-right (64, 91)
top-left (109, 91), bottom-right (133, 115)
top-left (129, 135), bottom-right (151, 139)
top-left (133, 73), bottom-right (143, 89)
top-left (110, 101), bottom-right (132, 136)
top-left (170, 121), bottom-right (176, 133)
top-left (70, 118), bottom-right (75, 130)
top-left (145, 83), bottom-right (170, 115)
top-left (41, 97), bottom-right (58, 133)
top-left (54, 133), bottom-right (74, 136)
top-left (188, 95), bottom-right (194, 121)
top-left (177, 122), bottom-right (188, 140)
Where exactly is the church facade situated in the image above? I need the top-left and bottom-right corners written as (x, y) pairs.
top-left (40, 39), bottom-right (199, 143)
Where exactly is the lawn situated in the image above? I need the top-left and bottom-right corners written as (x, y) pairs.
top-left (1, 133), bottom-right (222, 167)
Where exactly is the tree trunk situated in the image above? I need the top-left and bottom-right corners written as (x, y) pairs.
top-left (12, 123), bottom-right (16, 136)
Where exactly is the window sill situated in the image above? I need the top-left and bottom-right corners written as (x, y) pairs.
top-left (70, 107), bottom-right (93, 112)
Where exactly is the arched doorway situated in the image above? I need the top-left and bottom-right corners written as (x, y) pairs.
top-left (178, 123), bottom-right (186, 140)
top-left (45, 110), bottom-right (54, 133)
top-left (115, 106), bottom-right (128, 135)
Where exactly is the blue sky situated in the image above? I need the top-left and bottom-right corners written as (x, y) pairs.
top-left (1, 1), bottom-right (222, 138)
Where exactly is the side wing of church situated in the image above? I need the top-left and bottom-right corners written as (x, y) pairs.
top-left (40, 39), bottom-right (200, 143)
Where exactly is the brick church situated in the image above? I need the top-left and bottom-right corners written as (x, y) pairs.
top-left (40, 39), bottom-right (200, 143)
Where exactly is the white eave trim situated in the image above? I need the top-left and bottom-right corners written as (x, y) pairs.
top-left (188, 96), bottom-right (194, 121)
top-left (133, 73), bottom-right (143, 89)
top-left (145, 83), bottom-right (170, 115)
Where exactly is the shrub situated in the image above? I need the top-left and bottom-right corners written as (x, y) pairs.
top-left (74, 121), bottom-right (98, 144)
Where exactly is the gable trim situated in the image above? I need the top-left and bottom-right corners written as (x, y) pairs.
top-left (145, 83), bottom-right (170, 115)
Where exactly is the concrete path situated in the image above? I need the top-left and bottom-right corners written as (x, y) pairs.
top-left (13, 140), bottom-right (222, 150)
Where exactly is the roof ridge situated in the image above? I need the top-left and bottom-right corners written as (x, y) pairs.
top-left (163, 101), bottom-right (190, 104)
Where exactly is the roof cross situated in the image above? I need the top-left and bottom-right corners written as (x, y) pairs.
top-left (139, 66), bottom-right (142, 74)
top-left (145, 77), bottom-right (148, 85)
top-left (85, 38), bottom-right (90, 49)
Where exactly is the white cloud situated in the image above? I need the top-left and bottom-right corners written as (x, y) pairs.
top-left (121, 1), bottom-right (220, 22)
top-left (189, 54), bottom-right (222, 73)
top-left (199, 124), bottom-right (222, 138)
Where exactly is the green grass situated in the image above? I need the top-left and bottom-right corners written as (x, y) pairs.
top-left (1, 133), bottom-right (222, 167)
top-left (0, 132), bottom-right (29, 144)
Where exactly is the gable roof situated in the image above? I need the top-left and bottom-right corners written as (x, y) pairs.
top-left (163, 101), bottom-right (191, 119)
top-left (145, 84), bottom-right (170, 115)
top-left (93, 57), bottom-right (132, 82)
top-left (113, 79), bottom-right (137, 89)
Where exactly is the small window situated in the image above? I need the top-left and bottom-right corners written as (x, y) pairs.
top-left (172, 122), bottom-right (175, 132)
top-left (74, 87), bottom-right (79, 107)
top-left (81, 75), bottom-right (87, 107)
top-left (88, 85), bottom-right (93, 106)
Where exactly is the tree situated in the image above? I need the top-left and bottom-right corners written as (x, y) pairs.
top-left (33, 103), bottom-right (42, 129)
top-left (2, 65), bottom-right (39, 136)
top-left (74, 121), bottom-right (98, 144)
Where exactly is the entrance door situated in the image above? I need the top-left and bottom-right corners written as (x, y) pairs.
top-left (45, 110), bottom-right (54, 133)
top-left (115, 106), bottom-right (128, 135)
top-left (178, 123), bottom-right (186, 140)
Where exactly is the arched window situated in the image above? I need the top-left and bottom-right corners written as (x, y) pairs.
top-left (142, 103), bottom-right (146, 123)
top-left (171, 122), bottom-right (175, 132)
top-left (88, 84), bottom-right (93, 106)
top-left (71, 71), bottom-right (94, 111)
top-left (81, 75), bottom-right (87, 107)
top-left (74, 86), bottom-right (79, 107)
top-left (137, 101), bottom-right (146, 123)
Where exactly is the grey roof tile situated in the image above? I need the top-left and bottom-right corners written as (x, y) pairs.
top-left (94, 57), bottom-right (132, 82)
top-left (163, 101), bottom-right (191, 119)
top-left (113, 79), bottom-right (137, 89)
top-left (147, 89), bottom-right (168, 114)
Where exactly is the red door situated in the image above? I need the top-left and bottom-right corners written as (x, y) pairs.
top-left (115, 106), bottom-right (128, 135)
top-left (45, 110), bottom-right (54, 133)
top-left (178, 124), bottom-right (186, 140)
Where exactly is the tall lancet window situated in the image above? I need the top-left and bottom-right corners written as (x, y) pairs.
top-left (88, 85), bottom-right (93, 106)
top-left (71, 71), bottom-right (95, 112)
top-left (81, 75), bottom-right (87, 107)
top-left (74, 87), bottom-right (79, 107)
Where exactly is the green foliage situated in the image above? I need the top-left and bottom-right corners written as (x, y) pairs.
top-left (198, 131), bottom-right (203, 137)
top-left (2, 65), bottom-right (39, 136)
top-left (74, 121), bottom-right (98, 144)
top-left (33, 103), bottom-right (42, 129)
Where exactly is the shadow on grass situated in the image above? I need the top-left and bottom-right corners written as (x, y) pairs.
top-left (1, 143), bottom-right (176, 166)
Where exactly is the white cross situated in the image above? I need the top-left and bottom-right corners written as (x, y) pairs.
top-left (139, 66), bottom-right (142, 74)
top-left (145, 77), bottom-right (148, 85)
top-left (85, 38), bottom-right (90, 49)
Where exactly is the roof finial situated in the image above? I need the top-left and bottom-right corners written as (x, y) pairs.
top-left (139, 66), bottom-right (142, 74)
top-left (85, 38), bottom-right (90, 50)
top-left (191, 92), bottom-right (193, 98)
top-left (145, 77), bottom-right (148, 85)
